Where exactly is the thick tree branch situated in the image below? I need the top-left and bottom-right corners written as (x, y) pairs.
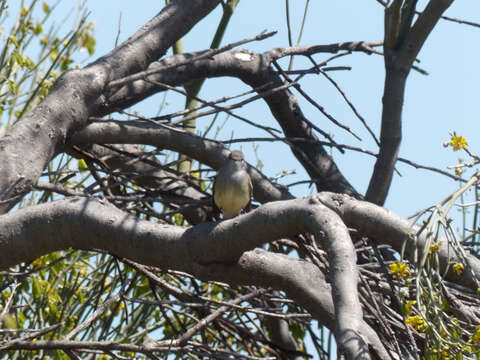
top-left (98, 42), bottom-right (380, 113)
top-left (0, 196), bottom-right (367, 358)
top-left (0, 249), bottom-right (391, 358)
top-left (94, 48), bottom-right (366, 198)
top-left (4, 192), bottom-right (476, 357)
top-left (366, 0), bottom-right (454, 205)
top-left (318, 192), bottom-right (480, 289)
top-left (70, 120), bottom-right (293, 205)
top-left (195, 249), bottom-right (390, 359)
top-left (71, 144), bottom-right (211, 224)
top-left (0, 0), bottom-right (221, 213)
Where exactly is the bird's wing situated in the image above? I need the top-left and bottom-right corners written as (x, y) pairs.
top-left (212, 175), bottom-right (222, 219)
top-left (248, 174), bottom-right (253, 199)
top-left (246, 174), bottom-right (253, 210)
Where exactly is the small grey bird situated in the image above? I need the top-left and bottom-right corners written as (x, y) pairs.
top-left (213, 150), bottom-right (252, 219)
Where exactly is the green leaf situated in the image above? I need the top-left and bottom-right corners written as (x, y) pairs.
top-left (34, 23), bottom-right (43, 35)
top-left (78, 159), bottom-right (88, 171)
top-left (17, 311), bottom-right (26, 327)
top-left (8, 80), bottom-right (18, 95)
top-left (76, 289), bottom-right (84, 303)
top-left (289, 321), bottom-right (306, 341)
top-left (32, 277), bottom-right (41, 298)
top-left (13, 51), bottom-right (23, 67)
top-left (8, 35), bottom-right (18, 47)
top-left (2, 313), bottom-right (17, 329)
top-left (42, 2), bottom-right (51, 15)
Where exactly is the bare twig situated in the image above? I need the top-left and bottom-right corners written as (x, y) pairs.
top-left (108, 31), bottom-right (277, 90)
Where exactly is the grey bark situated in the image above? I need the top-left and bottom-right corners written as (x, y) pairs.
top-left (0, 0), bottom-right (222, 213)
top-left (0, 195), bottom-right (370, 358)
top-left (365, 0), bottom-right (454, 205)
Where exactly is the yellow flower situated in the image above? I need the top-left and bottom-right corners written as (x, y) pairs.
top-left (455, 167), bottom-right (463, 176)
top-left (450, 135), bottom-right (467, 151)
top-left (429, 241), bottom-right (441, 254)
top-left (404, 300), bottom-right (416, 316)
top-left (31, 257), bottom-right (44, 268)
top-left (405, 315), bottom-right (428, 332)
top-left (452, 263), bottom-right (464, 275)
top-left (472, 326), bottom-right (480, 344)
top-left (389, 262), bottom-right (411, 279)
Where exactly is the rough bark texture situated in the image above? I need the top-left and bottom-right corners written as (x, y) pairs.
top-left (0, 0), bottom-right (222, 213)
top-left (0, 1), bottom-right (468, 358)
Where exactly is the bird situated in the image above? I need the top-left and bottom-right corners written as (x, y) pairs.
top-left (213, 150), bottom-right (253, 219)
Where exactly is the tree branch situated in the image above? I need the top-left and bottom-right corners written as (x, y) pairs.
top-left (366, 0), bottom-right (454, 205)
top-left (0, 196), bottom-right (368, 357)
top-left (0, 0), bottom-right (222, 213)
top-left (70, 143), bottom-right (211, 224)
top-left (70, 120), bottom-right (293, 205)
top-left (318, 192), bottom-right (480, 289)
top-left (94, 48), bottom-right (365, 197)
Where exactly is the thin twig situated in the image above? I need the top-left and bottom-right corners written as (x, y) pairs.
top-left (272, 59), bottom-right (362, 142)
top-left (108, 31), bottom-right (277, 90)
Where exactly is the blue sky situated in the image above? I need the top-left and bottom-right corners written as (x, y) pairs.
top-left (80, 0), bottom-right (480, 220)
top-left (3, 1), bottom-right (479, 356)
top-left (9, 0), bottom-right (480, 218)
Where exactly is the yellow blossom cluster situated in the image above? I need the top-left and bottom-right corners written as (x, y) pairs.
top-left (449, 135), bottom-right (467, 151)
top-left (389, 261), bottom-right (411, 279)
top-left (452, 263), bottom-right (464, 276)
top-left (472, 326), bottom-right (480, 344)
top-left (428, 241), bottom-right (441, 254)
top-left (405, 315), bottom-right (428, 332)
